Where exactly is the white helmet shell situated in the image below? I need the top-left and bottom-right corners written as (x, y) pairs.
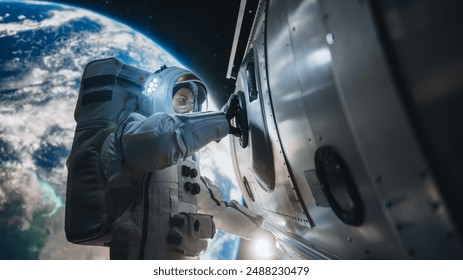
top-left (138, 66), bottom-right (207, 115)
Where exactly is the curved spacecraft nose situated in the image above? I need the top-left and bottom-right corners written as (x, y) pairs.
top-left (229, 0), bottom-right (463, 259)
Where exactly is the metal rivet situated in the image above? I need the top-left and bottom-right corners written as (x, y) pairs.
top-left (326, 33), bottom-right (334, 45)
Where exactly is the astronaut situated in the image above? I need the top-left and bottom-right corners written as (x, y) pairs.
top-left (95, 63), bottom-right (271, 259)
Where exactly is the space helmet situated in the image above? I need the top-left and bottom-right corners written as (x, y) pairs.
top-left (138, 65), bottom-right (207, 115)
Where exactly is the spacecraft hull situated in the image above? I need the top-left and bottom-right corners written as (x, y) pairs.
top-left (230, 0), bottom-right (463, 259)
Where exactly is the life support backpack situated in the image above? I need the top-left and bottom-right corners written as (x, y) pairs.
top-left (65, 57), bottom-right (153, 246)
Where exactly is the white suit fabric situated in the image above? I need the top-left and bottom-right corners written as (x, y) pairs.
top-left (101, 66), bottom-right (264, 259)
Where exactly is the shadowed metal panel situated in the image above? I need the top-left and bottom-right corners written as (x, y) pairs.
top-left (320, 0), bottom-right (463, 259)
top-left (371, 0), bottom-right (463, 240)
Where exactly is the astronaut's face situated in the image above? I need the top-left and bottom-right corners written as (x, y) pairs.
top-left (172, 87), bottom-right (194, 114)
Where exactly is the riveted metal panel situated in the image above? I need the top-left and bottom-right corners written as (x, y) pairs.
top-left (231, 0), bottom-right (463, 259)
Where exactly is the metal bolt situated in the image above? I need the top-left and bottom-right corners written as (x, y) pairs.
top-left (326, 33), bottom-right (334, 45)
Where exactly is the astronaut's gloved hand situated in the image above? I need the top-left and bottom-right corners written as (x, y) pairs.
top-left (221, 93), bottom-right (242, 137)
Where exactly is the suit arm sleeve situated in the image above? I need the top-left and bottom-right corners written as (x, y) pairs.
top-left (197, 177), bottom-right (264, 239)
top-left (119, 111), bottom-right (229, 172)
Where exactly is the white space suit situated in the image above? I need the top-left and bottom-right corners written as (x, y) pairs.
top-left (99, 65), bottom-right (267, 259)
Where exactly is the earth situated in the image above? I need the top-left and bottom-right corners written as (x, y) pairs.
top-left (0, 0), bottom-right (240, 260)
